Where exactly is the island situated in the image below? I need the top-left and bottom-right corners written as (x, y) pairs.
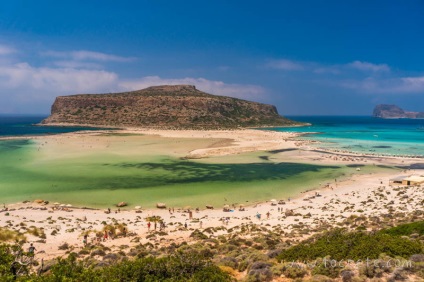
top-left (41, 85), bottom-right (301, 129)
top-left (373, 104), bottom-right (424, 119)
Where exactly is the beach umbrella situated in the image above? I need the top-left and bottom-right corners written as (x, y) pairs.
top-left (59, 204), bottom-right (65, 207)
top-left (223, 204), bottom-right (230, 209)
top-left (66, 204), bottom-right (73, 207)
top-left (53, 202), bottom-right (60, 206)
top-left (134, 206), bottom-right (142, 210)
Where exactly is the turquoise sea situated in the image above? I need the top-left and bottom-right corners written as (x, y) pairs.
top-left (0, 115), bottom-right (411, 207)
top-left (267, 116), bottom-right (424, 157)
top-left (0, 115), bottom-right (105, 137)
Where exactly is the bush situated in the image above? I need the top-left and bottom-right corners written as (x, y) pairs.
top-left (6, 248), bottom-right (232, 281)
top-left (359, 259), bottom-right (391, 278)
top-left (311, 258), bottom-right (343, 278)
top-left (380, 221), bottom-right (424, 236)
top-left (277, 228), bottom-right (423, 262)
top-left (280, 262), bottom-right (307, 278)
top-left (247, 261), bottom-right (273, 282)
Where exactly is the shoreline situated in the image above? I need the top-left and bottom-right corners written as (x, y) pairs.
top-left (0, 126), bottom-right (422, 269)
top-left (1, 167), bottom-right (422, 262)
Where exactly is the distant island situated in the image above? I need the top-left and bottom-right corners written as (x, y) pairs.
top-left (41, 85), bottom-right (302, 129)
top-left (373, 104), bottom-right (424, 119)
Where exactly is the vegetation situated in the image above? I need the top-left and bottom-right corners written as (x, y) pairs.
top-left (277, 228), bottom-right (423, 262)
top-left (42, 85), bottom-right (302, 129)
top-left (379, 220), bottom-right (424, 236)
top-left (0, 221), bottom-right (423, 281)
top-left (0, 228), bottom-right (26, 243)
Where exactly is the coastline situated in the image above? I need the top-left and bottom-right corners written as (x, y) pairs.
top-left (0, 126), bottom-right (422, 275)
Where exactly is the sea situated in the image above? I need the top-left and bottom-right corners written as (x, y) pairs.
top-left (0, 115), bottom-right (412, 207)
top-left (0, 115), bottom-right (106, 137)
top-left (267, 116), bottom-right (424, 157)
top-left (1, 115), bottom-right (423, 157)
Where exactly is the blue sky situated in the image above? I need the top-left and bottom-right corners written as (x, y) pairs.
top-left (0, 1), bottom-right (423, 115)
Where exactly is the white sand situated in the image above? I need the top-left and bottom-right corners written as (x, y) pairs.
top-left (0, 128), bottom-right (423, 261)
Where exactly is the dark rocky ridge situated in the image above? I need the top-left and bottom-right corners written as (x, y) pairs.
top-left (42, 85), bottom-right (301, 129)
top-left (373, 104), bottom-right (424, 119)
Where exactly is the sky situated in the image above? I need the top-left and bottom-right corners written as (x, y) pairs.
top-left (0, 0), bottom-right (423, 115)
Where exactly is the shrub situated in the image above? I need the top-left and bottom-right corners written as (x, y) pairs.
top-left (247, 261), bottom-right (273, 282)
top-left (0, 228), bottom-right (26, 242)
top-left (359, 259), bottom-right (391, 278)
top-left (280, 262), bottom-right (307, 278)
top-left (311, 258), bottom-right (343, 278)
top-left (277, 228), bottom-right (423, 262)
top-left (380, 221), bottom-right (424, 236)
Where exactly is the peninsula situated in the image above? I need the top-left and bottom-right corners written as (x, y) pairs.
top-left (41, 85), bottom-right (300, 129)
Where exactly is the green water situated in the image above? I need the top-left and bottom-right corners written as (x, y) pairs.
top-left (0, 139), bottom-right (394, 208)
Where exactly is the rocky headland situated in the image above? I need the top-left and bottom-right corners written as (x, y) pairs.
top-left (41, 85), bottom-right (301, 129)
top-left (373, 104), bottom-right (424, 119)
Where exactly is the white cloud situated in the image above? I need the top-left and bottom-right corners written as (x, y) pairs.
top-left (0, 62), bottom-right (118, 104)
top-left (120, 76), bottom-right (266, 100)
top-left (52, 60), bottom-right (103, 69)
top-left (340, 76), bottom-right (424, 94)
top-left (0, 55), bottom-right (266, 113)
top-left (266, 59), bottom-right (305, 71)
top-left (347, 61), bottom-right (390, 72)
top-left (267, 59), bottom-right (391, 75)
top-left (42, 50), bottom-right (136, 63)
top-left (0, 44), bottom-right (16, 55)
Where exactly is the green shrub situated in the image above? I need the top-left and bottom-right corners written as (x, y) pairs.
top-left (380, 221), bottom-right (424, 236)
top-left (277, 228), bottom-right (423, 261)
top-left (279, 262), bottom-right (307, 278)
top-left (311, 258), bottom-right (343, 278)
top-left (42, 249), bottom-right (230, 281)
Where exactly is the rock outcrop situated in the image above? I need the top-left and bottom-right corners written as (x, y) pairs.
top-left (41, 85), bottom-right (301, 129)
top-left (373, 104), bottom-right (424, 119)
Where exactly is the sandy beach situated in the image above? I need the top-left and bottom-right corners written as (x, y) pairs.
top-left (0, 128), bottom-right (423, 264)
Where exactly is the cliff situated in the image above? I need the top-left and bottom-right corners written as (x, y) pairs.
top-left (41, 85), bottom-right (301, 129)
top-left (373, 104), bottom-right (424, 119)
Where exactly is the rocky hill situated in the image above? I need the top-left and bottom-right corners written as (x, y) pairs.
top-left (41, 85), bottom-right (301, 129)
top-left (373, 104), bottom-right (424, 119)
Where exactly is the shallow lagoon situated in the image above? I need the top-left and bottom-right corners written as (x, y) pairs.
top-left (0, 135), bottom-right (394, 208)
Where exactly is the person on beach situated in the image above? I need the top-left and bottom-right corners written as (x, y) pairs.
top-left (154, 221), bottom-right (157, 230)
top-left (147, 221), bottom-right (151, 231)
top-left (108, 230), bottom-right (113, 239)
top-left (199, 221), bottom-right (203, 228)
top-left (104, 230), bottom-right (108, 241)
top-left (28, 243), bottom-right (36, 255)
top-left (184, 222), bottom-right (188, 229)
top-left (83, 234), bottom-right (88, 246)
top-left (266, 211), bottom-right (270, 219)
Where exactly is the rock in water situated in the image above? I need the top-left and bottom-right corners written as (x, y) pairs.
top-left (41, 85), bottom-right (302, 129)
top-left (116, 202), bottom-right (127, 207)
top-left (373, 104), bottom-right (424, 119)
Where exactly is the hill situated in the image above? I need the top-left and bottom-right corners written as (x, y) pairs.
top-left (41, 85), bottom-right (301, 129)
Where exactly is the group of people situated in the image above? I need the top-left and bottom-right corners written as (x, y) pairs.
top-left (147, 221), bottom-right (166, 231)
